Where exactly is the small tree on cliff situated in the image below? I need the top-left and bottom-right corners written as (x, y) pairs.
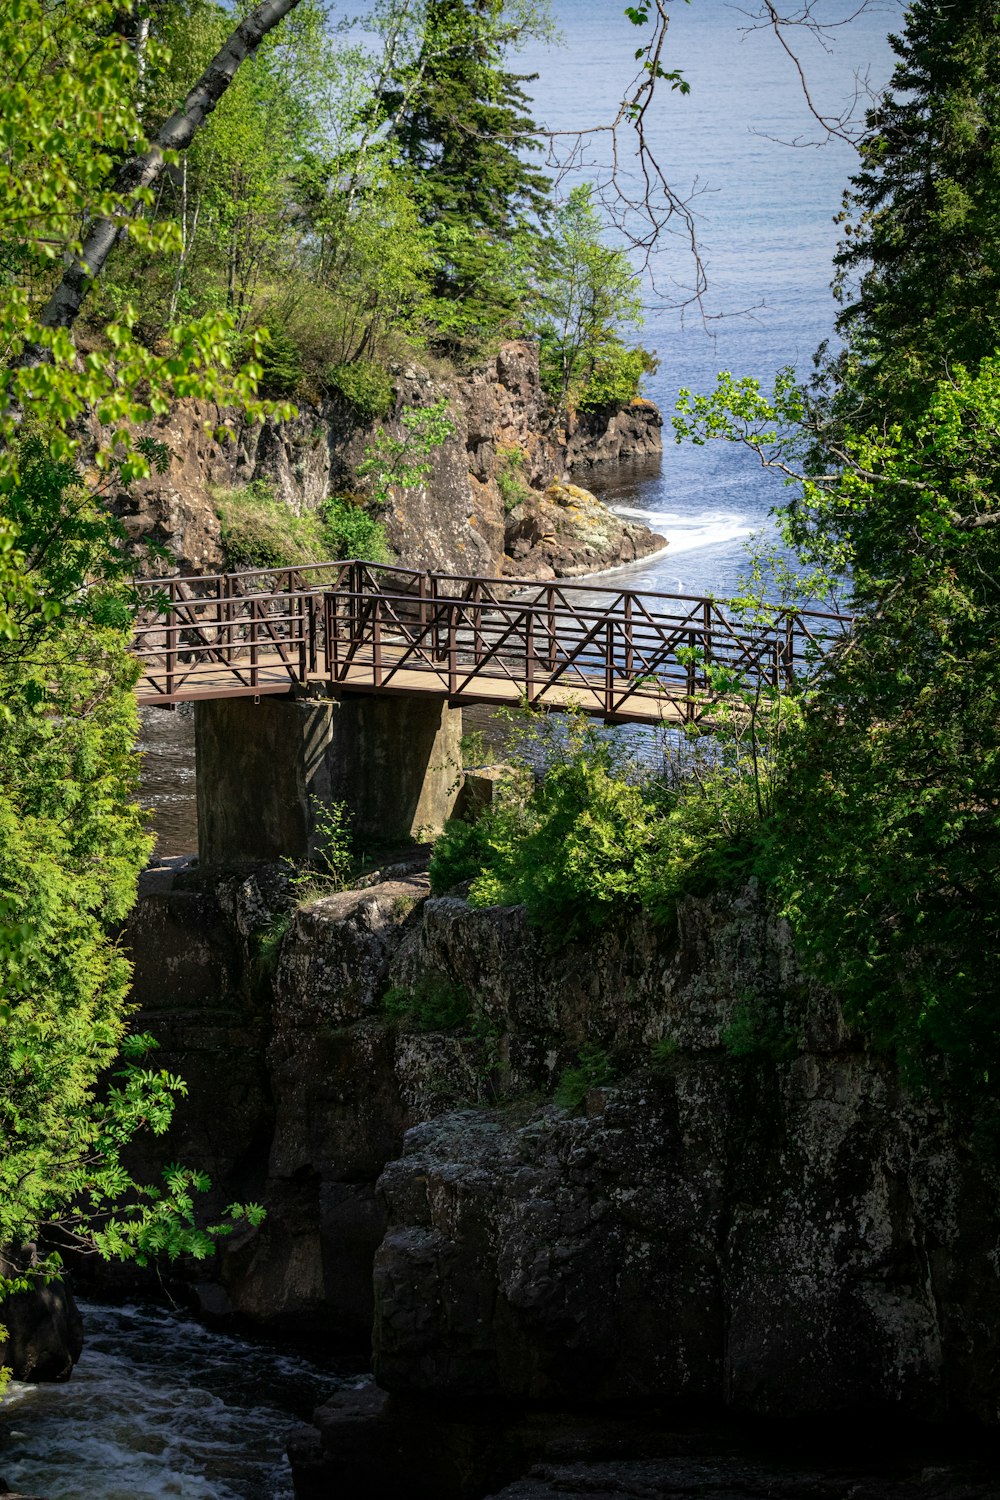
top-left (537, 185), bottom-right (652, 413)
top-left (378, 0), bottom-right (554, 348)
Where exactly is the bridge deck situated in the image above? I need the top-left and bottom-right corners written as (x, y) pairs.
top-left (135, 646), bottom-right (691, 724)
top-left (132, 560), bottom-right (847, 724)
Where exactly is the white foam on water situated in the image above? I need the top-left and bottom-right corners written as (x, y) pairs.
top-left (611, 506), bottom-right (754, 556)
top-left (0, 1302), bottom-right (352, 1500)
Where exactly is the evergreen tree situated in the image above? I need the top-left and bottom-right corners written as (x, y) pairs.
top-left (831, 0), bottom-right (1000, 422)
top-left (380, 0), bottom-right (552, 348)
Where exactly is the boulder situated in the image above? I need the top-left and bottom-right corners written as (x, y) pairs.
top-left (503, 481), bottom-right (664, 580)
top-left (0, 1255), bottom-right (83, 1383)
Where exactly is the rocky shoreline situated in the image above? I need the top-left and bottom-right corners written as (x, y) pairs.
top-left (105, 340), bottom-right (665, 582)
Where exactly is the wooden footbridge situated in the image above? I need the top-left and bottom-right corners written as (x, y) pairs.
top-left (133, 560), bottom-right (846, 727)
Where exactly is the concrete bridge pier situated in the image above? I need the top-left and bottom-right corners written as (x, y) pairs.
top-left (194, 693), bottom-right (463, 866)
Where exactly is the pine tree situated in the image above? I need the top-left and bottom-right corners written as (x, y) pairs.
top-left (832, 0), bottom-right (1000, 421)
top-left (380, 0), bottom-right (552, 348)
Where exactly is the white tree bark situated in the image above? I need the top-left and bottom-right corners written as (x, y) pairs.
top-left (39, 0), bottom-right (303, 333)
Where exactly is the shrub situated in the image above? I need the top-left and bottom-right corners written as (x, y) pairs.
top-left (214, 482), bottom-right (391, 569)
top-left (721, 989), bottom-right (796, 1060)
top-left (429, 702), bottom-right (778, 942)
top-left (320, 495), bottom-right (391, 563)
top-left (382, 976), bottom-right (472, 1031)
top-left (495, 445), bottom-right (533, 512)
top-left (253, 328), bottom-right (305, 398)
top-left (577, 343), bottom-right (658, 412)
top-left (326, 360), bottom-right (396, 421)
top-left (289, 798), bottom-right (354, 901)
top-left (214, 480), bottom-right (326, 570)
top-left (554, 1044), bottom-right (614, 1110)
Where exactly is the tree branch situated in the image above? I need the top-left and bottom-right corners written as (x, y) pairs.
top-left (37, 0), bottom-right (303, 336)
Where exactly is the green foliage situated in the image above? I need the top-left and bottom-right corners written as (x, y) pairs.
top-left (554, 1044), bottom-right (614, 1111)
top-left (256, 911), bottom-right (292, 971)
top-left (460, 728), bottom-right (498, 770)
top-left (649, 1036), bottom-right (679, 1071)
top-left (0, 0), bottom-right (284, 477)
top-left (327, 360), bottom-right (396, 420)
top-left (214, 480), bottom-right (325, 570)
top-left (578, 343), bottom-right (658, 412)
top-left (382, 976), bottom-right (472, 1031)
top-left (301, 158), bottom-right (437, 373)
top-left (495, 445), bottom-right (533, 512)
top-left (357, 399), bottom-right (456, 508)
top-left (829, 0), bottom-right (1000, 428)
top-left (675, 356), bottom-right (1000, 1123)
top-left (311, 798), bottom-right (355, 890)
top-left (254, 328), bottom-right (305, 399)
top-left (0, 444), bottom-right (261, 1292)
top-left (537, 185), bottom-right (647, 413)
top-left (289, 798), bottom-right (355, 901)
top-left (431, 670), bottom-right (798, 941)
top-left (378, 0), bottom-right (554, 349)
top-left (761, 362), bottom-right (1000, 1106)
top-left (215, 481), bottom-right (390, 569)
top-left (321, 496), bottom-right (392, 564)
top-left (721, 990), bottom-right (795, 1061)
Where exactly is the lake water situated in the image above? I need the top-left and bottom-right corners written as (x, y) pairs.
top-left (521, 0), bottom-right (898, 597)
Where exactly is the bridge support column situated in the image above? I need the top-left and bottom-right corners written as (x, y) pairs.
top-left (195, 694), bottom-right (462, 866)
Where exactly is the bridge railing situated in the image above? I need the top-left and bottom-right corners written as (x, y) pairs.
top-left (320, 565), bottom-right (848, 724)
top-left (132, 559), bottom-right (849, 716)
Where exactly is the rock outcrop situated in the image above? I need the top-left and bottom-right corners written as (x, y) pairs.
top-left (112, 867), bottom-right (1000, 1449)
top-left (504, 481), bottom-right (664, 579)
top-left (560, 397), bottom-right (664, 470)
top-left (0, 1250), bottom-right (84, 1383)
top-left (103, 341), bottom-right (664, 580)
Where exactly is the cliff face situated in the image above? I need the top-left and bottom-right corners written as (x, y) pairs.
top-left (106, 341), bottom-right (664, 579)
top-left (116, 865), bottom-right (1000, 1440)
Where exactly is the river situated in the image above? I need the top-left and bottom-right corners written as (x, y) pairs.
top-left (0, 1302), bottom-right (357, 1499)
top-left (8, 6), bottom-right (902, 1496)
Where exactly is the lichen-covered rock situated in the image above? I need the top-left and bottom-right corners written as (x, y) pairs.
top-left (274, 876), bottom-right (430, 1030)
top-left (221, 875), bottom-right (433, 1337)
top-left (116, 867), bottom-right (1000, 1436)
top-left (371, 1042), bottom-right (1000, 1423)
top-left (503, 481), bottom-right (664, 580)
top-left (387, 883), bottom-right (824, 1091)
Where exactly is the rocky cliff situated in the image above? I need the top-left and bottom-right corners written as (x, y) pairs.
top-left (112, 859), bottom-right (1000, 1470)
top-left (107, 341), bottom-right (664, 580)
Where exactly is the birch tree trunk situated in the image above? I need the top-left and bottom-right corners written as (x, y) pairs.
top-left (39, 0), bottom-right (303, 334)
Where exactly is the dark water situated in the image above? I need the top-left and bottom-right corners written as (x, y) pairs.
top-left (138, 706), bottom-right (199, 859)
top-left (0, 1302), bottom-right (357, 1499)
